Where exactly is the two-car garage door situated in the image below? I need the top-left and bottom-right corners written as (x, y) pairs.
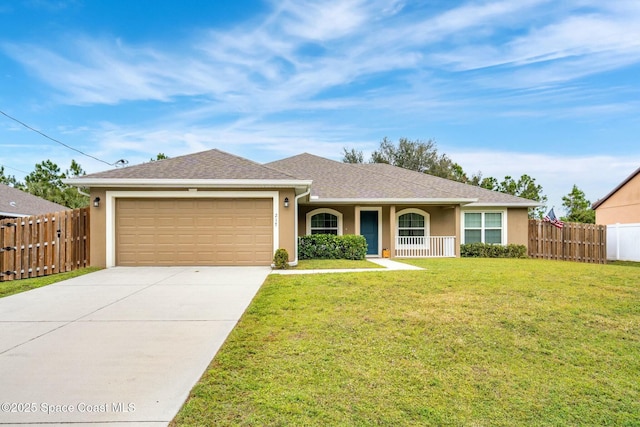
top-left (116, 198), bottom-right (273, 266)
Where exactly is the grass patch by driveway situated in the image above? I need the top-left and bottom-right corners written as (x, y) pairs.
top-left (0, 267), bottom-right (102, 298)
top-left (173, 258), bottom-right (640, 426)
top-left (293, 259), bottom-right (381, 270)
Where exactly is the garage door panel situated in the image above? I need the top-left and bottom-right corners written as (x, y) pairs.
top-left (116, 198), bottom-right (273, 266)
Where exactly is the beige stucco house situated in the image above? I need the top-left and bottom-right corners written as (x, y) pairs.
top-left (65, 149), bottom-right (538, 267)
top-left (592, 167), bottom-right (640, 225)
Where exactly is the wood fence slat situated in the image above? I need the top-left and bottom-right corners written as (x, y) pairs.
top-left (65, 210), bottom-right (73, 272)
top-left (15, 217), bottom-right (23, 279)
top-left (0, 207), bottom-right (90, 282)
top-left (528, 219), bottom-right (606, 264)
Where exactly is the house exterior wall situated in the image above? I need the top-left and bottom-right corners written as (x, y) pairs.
top-left (507, 208), bottom-right (529, 246)
top-left (595, 173), bottom-right (640, 225)
top-left (89, 187), bottom-right (297, 267)
top-left (90, 188), bottom-right (107, 268)
top-left (277, 188), bottom-right (297, 260)
top-left (298, 204), bottom-right (357, 235)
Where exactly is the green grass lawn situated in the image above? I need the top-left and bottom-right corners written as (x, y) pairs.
top-left (293, 259), bottom-right (382, 270)
top-left (173, 258), bottom-right (640, 426)
top-left (0, 267), bottom-right (102, 298)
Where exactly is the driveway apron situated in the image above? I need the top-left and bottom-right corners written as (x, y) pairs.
top-left (0, 266), bottom-right (269, 426)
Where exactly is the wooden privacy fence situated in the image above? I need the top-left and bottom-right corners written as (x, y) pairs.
top-left (528, 219), bottom-right (606, 264)
top-left (0, 208), bottom-right (89, 282)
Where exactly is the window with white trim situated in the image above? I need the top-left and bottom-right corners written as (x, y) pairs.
top-left (307, 208), bottom-right (343, 235)
top-left (464, 212), bottom-right (503, 244)
top-left (398, 212), bottom-right (425, 237)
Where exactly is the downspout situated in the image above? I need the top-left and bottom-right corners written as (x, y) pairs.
top-left (289, 188), bottom-right (311, 267)
top-left (76, 187), bottom-right (90, 198)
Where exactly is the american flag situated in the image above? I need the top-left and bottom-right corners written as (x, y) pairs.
top-left (544, 208), bottom-right (564, 229)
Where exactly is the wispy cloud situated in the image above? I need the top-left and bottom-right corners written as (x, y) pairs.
top-left (4, 0), bottom-right (640, 116)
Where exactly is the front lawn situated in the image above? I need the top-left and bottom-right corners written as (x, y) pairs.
top-left (173, 258), bottom-right (640, 426)
top-left (0, 268), bottom-right (102, 298)
top-left (293, 259), bottom-right (381, 270)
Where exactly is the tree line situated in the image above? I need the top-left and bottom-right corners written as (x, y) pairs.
top-left (343, 138), bottom-right (595, 223)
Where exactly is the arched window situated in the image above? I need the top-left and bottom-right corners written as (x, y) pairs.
top-left (396, 209), bottom-right (429, 237)
top-left (307, 208), bottom-right (343, 235)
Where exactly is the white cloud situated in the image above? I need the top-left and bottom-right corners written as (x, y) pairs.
top-left (4, 0), bottom-right (640, 115)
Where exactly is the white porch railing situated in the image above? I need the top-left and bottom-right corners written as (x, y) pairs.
top-left (395, 236), bottom-right (456, 258)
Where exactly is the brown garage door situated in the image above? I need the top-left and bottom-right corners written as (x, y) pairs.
top-left (116, 198), bottom-right (273, 266)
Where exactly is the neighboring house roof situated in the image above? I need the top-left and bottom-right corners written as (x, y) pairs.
top-left (592, 166), bottom-right (640, 210)
top-left (0, 184), bottom-right (70, 217)
top-left (267, 153), bottom-right (538, 206)
top-left (66, 149), bottom-right (311, 189)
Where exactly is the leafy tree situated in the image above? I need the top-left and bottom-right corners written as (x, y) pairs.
top-left (482, 174), bottom-right (548, 219)
top-left (23, 160), bottom-right (65, 203)
top-left (0, 166), bottom-right (21, 187)
top-left (151, 153), bottom-right (169, 161)
top-left (61, 160), bottom-right (89, 208)
top-left (22, 159), bottom-right (89, 208)
top-left (342, 148), bottom-right (364, 164)
top-left (344, 137), bottom-right (469, 181)
top-left (562, 185), bottom-right (595, 223)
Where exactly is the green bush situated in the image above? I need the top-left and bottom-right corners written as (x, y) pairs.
top-left (273, 248), bottom-right (290, 269)
top-left (299, 234), bottom-right (367, 260)
top-left (461, 243), bottom-right (528, 258)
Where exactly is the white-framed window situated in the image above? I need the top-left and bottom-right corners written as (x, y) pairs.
top-left (306, 208), bottom-right (343, 235)
top-left (396, 208), bottom-right (430, 237)
top-left (463, 211), bottom-right (505, 244)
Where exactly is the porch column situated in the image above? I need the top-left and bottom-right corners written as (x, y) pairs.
top-left (389, 205), bottom-right (396, 258)
top-left (455, 204), bottom-right (461, 257)
top-left (354, 205), bottom-right (361, 235)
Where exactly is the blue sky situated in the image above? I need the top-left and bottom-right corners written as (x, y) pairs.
top-left (1, 0), bottom-right (639, 214)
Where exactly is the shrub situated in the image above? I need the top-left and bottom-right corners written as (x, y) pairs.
top-left (273, 248), bottom-right (290, 269)
top-left (298, 234), bottom-right (367, 260)
top-left (461, 243), bottom-right (527, 258)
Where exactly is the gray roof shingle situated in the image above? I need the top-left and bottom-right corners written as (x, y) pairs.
top-left (0, 184), bottom-right (70, 217)
top-left (267, 153), bottom-right (537, 206)
top-left (81, 149), bottom-right (299, 180)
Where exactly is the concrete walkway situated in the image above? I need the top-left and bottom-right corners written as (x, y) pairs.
top-left (271, 258), bottom-right (424, 275)
top-left (0, 266), bottom-right (270, 426)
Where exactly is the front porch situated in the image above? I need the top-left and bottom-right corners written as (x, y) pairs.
top-left (299, 204), bottom-right (461, 259)
top-left (394, 236), bottom-right (456, 258)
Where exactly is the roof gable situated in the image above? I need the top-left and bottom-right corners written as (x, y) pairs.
top-left (0, 184), bottom-right (70, 217)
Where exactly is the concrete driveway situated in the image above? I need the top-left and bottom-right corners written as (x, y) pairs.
top-left (0, 266), bottom-right (269, 426)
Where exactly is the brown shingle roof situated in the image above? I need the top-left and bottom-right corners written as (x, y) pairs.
top-left (81, 149), bottom-right (299, 180)
top-left (267, 153), bottom-right (538, 205)
top-left (0, 184), bottom-right (70, 217)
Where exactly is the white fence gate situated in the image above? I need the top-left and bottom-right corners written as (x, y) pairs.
top-left (607, 223), bottom-right (640, 262)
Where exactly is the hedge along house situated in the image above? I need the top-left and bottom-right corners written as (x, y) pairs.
top-left (65, 149), bottom-right (538, 268)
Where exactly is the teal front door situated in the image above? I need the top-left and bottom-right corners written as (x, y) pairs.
top-left (360, 210), bottom-right (379, 256)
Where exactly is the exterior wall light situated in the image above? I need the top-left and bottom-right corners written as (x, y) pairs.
top-left (284, 197), bottom-right (289, 208)
top-left (93, 197), bottom-right (101, 208)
